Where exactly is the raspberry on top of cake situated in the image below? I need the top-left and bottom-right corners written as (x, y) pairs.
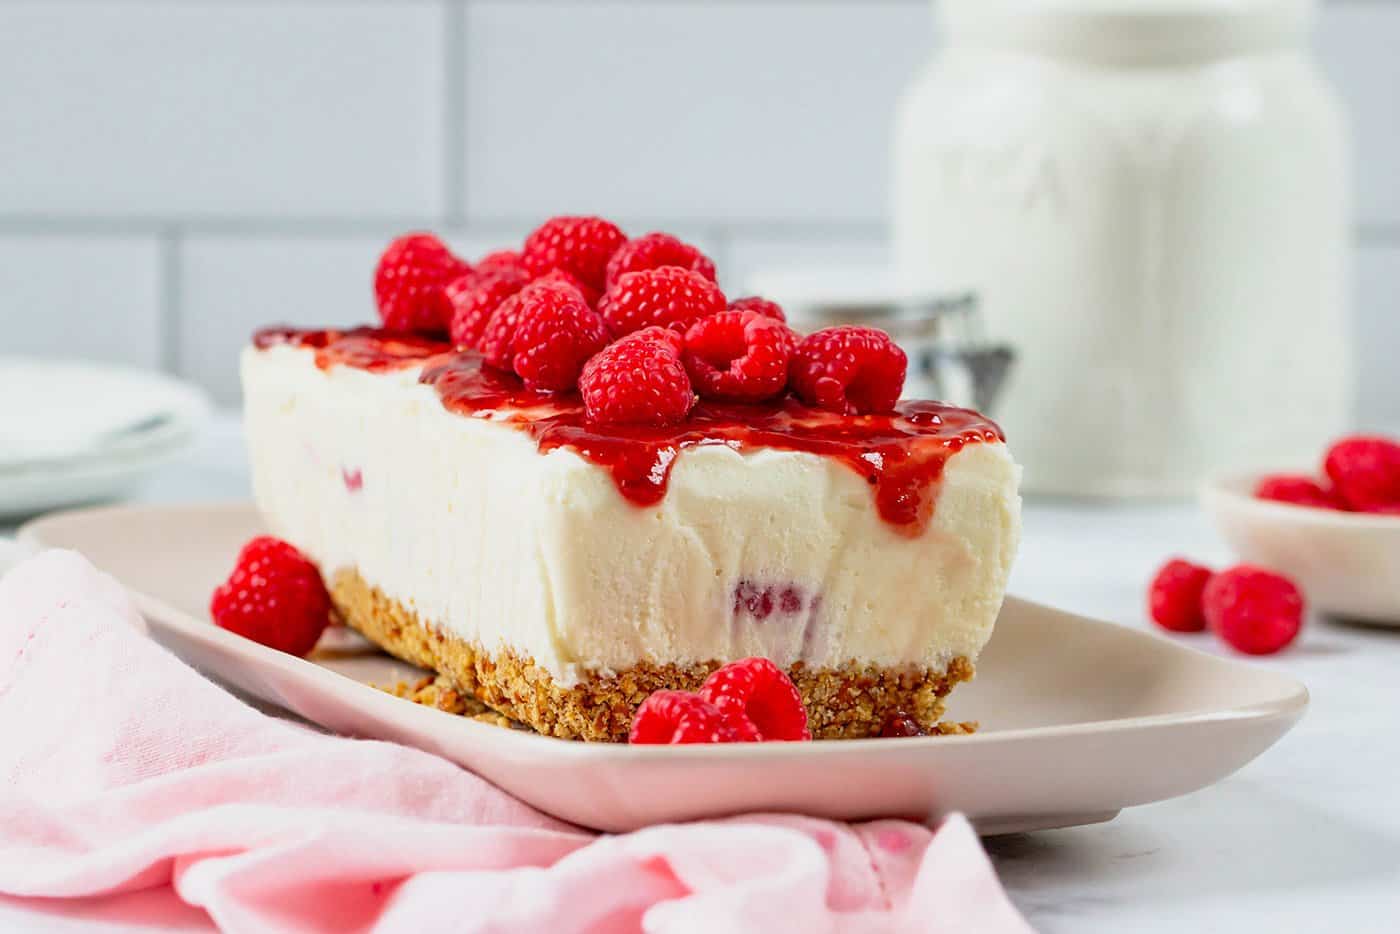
top-left (241, 218), bottom-right (1022, 741)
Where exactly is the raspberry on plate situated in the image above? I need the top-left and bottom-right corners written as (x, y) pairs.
top-left (789, 326), bottom-right (907, 415)
top-left (682, 310), bottom-right (798, 402)
top-left (1323, 435), bottom-right (1400, 512)
top-left (598, 266), bottom-right (727, 337)
top-left (605, 232), bottom-right (717, 290)
top-left (727, 295), bottom-right (787, 323)
top-left (579, 327), bottom-right (696, 426)
top-left (628, 690), bottom-right (756, 744)
top-left (374, 233), bottom-right (470, 336)
top-left (1253, 474), bottom-right (1344, 511)
top-left (210, 536), bottom-right (332, 657)
top-left (510, 279), bottom-right (610, 392)
top-left (445, 267), bottom-right (530, 349)
top-left (699, 657), bottom-right (811, 741)
top-left (1148, 558), bottom-right (1213, 632)
top-left (521, 215), bottom-right (627, 295)
top-left (1202, 565), bottom-right (1304, 655)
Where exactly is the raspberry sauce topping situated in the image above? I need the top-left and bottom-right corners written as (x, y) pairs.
top-left (254, 327), bottom-right (1004, 535)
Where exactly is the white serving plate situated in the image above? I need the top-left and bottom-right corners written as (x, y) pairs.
top-left (22, 502), bottom-right (1309, 835)
top-left (1202, 472), bottom-right (1400, 626)
top-left (0, 359), bottom-right (209, 517)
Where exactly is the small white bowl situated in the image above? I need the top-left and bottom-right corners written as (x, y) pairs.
top-left (1201, 472), bottom-right (1400, 625)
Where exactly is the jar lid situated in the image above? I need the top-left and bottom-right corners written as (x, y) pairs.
top-left (941, 0), bottom-right (1314, 64)
top-left (740, 265), bottom-right (976, 330)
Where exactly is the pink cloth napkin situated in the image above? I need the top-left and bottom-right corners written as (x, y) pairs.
top-left (0, 550), bottom-right (1033, 934)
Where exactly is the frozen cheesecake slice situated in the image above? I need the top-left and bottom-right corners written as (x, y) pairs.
top-left (242, 327), bottom-right (1022, 741)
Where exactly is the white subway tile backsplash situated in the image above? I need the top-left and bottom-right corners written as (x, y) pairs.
top-left (1316, 4), bottom-right (1400, 229)
top-left (177, 231), bottom-right (526, 402)
top-left (0, 235), bottom-right (163, 368)
top-left (179, 236), bottom-right (390, 403)
top-left (0, 2), bottom-right (445, 220)
top-left (1355, 243), bottom-right (1400, 430)
top-left (0, 0), bottom-right (1392, 429)
top-left (721, 232), bottom-right (890, 297)
top-left (460, 2), bottom-right (930, 225)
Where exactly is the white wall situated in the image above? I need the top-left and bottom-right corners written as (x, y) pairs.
top-left (0, 0), bottom-right (1396, 424)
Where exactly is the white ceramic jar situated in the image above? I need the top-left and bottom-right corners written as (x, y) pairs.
top-left (894, 0), bottom-right (1350, 498)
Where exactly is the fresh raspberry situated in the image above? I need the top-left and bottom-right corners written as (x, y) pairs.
top-left (521, 215), bottom-right (627, 295)
top-left (789, 326), bottom-right (907, 415)
top-left (1148, 558), bottom-right (1213, 633)
top-left (598, 266), bottom-right (727, 337)
top-left (1202, 565), bottom-right (1304, 655)
top-left (476, 249), bottom-right (527, 278)
top-left (579, 328), bottom-right (695, 426)
top-left (627, 324), bottom-right (685, 356)
top-left (509, 279), bottom-right (610, 392)
top-left (628, 691), bottom-right (755, 744)
top-left (374, 233), bottom-right (469, 336)
top-left (1254, 475), bottom-right (1344, 511)
top-left (210, 536), bottom-right (331, 657)
top-left (479, 292), bottom-right (526, 370)
top-left (533, 267), bottom-right (601, 308)
top-left (682, 310), bottom-right (798, 402)
top-left (728, 295), bottom-right (787, 323)
top-left (478, 274), bottom-right (592, 371)
top-left (1323, 436), bottom-right (1400, 512)
top-left (605, 232), bottom-right (717, 290)
top-left (444, 267), bottom-right (530, 349)
top-left (699, 657), bottom-right (811, 741)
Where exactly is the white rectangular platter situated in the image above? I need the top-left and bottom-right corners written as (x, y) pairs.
top-left (23, 502), bottom-right (1308, 835)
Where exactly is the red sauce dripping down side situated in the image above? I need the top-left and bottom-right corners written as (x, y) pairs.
top-left (254, 327), bottom-right (1005, 536)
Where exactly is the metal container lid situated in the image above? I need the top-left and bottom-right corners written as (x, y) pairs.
top-left (741, 265), bottom-right (1013, 414)
top-left (741, 266), bottom-right (975, 334)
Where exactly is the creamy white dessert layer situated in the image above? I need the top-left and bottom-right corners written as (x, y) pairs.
top-left (242, 343), bottom-right (1022, 686)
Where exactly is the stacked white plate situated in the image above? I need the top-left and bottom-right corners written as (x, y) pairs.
top-left (0, 358), bottom-right (210, 517)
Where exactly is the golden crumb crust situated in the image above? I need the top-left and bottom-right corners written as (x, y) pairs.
top-left (332, 567), bottom-right (976, 742)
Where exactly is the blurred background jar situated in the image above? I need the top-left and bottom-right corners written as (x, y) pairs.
top-left (893, 0), bottom-right (1351, 498)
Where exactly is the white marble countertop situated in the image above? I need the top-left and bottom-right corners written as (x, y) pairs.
top-left (4, 413), bottom-right (1398, 932)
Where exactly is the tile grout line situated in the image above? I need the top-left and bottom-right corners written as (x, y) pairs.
top-left (0, 215), bottom-right (890, 239)
top-left (443, 0), bottom-right (468, 226)
top-left (706, 225), bottom-right (734, 281)
top-left (1355, 223), bottom-right (1400, 244)
top-left (1, 216), bottom-right (1398, 245)
top-left (158, 227), bottom-right (182, 377)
